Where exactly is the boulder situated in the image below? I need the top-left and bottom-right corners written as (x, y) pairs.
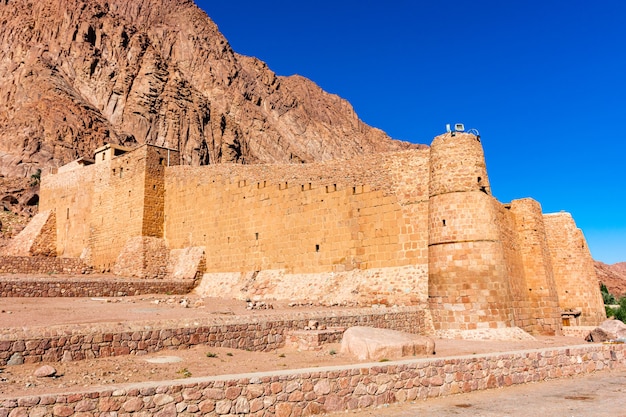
top-left (585, 319), bottom-right (626, 342)
top-left (340, 326), bottom-right (435, 361)
top-left (34, 365), bottom-right (57, 377)
top-left (7, 352), bottom-right (24, 366)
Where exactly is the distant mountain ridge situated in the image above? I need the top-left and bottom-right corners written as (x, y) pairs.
top-left (0, 0), bottom-right (421, 179)
top-left (595, 261), bottom-right (626, 299)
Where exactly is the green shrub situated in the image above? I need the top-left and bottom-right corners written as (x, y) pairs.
top-left (30, 169), bottom-right (41, 187)
top-left (601, 283), bottom-right (617, 305)
top-left (606, 305), bottom-right (617, 318)
top-left (600, 284), bottom-right (626, 323)
top-left (615, 297), bottom-right (626, 323)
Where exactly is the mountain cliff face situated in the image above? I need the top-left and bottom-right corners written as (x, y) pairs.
top-left (595, 261), bottom-right (626, 299)
top-left (0, 0), bottom-right (420, 179)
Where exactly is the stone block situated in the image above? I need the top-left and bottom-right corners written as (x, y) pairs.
top-left (166, 246), bottom-right (206, 280)
top-left (340, 326), bottom-right (435, 361)
top-left (585, 319), bottom-right (626, 342)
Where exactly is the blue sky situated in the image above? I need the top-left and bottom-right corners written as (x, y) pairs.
top-left (196, 0), bottom-right (626, 264)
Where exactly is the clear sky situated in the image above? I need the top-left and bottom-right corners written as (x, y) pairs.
top-left (196, 0), bottom-right (626, 264)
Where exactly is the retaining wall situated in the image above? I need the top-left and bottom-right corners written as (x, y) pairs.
top-left (0, 308), bottom-right (427, 365)
top-left (0, 344), bottom-right (624, 416)
top-left (0, 276), bottom-right (195, 298)
top-left (0, 257), bottom-right (89, 275)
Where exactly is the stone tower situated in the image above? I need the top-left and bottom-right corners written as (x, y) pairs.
top-left (544, 212), bottom-right (606, 326)
top-left (428, 132), bottom-right (514, 334)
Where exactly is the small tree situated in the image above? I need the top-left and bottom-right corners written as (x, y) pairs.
top-left (614, 297), bottom-right (626, 323)
top-left (601, 283), bottom-right (617, 305)
top-left (30, 168), bottom-right (41, 186)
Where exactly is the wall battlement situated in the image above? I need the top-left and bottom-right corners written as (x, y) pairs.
top-left (10, 133), bottom-right (605, 336)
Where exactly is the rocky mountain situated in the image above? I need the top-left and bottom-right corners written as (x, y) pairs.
top-left (0, 176), bottom-right (36, 246)
top-left (595, 261), bottom-right (626, 299)
top-left (0, 0), bottom-right (421, 180)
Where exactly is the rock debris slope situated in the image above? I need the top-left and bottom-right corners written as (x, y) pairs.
top-left (0, 0), bottom-right (421, 178)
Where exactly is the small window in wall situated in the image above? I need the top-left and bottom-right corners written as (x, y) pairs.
top-left (442, 219), bottom-right (446, 226)
top-left (477, 177), bottom-right (488, 194)
top-left (102, 153), bottom-right (106, 161)
top-left (255, 232), bottom-right (259, 240)
top-left (66, 208), bottom-right (69, 220)
top-left (315, 244), bottom-right (320, 252)
top-left (159, 157), bottom-right (165, 166)
top-left (119, 167), bottom-right (123, 178)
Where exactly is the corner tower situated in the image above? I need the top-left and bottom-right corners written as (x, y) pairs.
top-left (428, 132), bottom-right (514, 335)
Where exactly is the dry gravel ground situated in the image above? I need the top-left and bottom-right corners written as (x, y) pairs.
top-left (0, 294), bottom-right (590, 398)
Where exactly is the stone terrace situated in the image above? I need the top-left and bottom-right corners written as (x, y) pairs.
top-left (0, 274), bottom-right (617, 416)
top-left (1, 344), bottom-right (624, 416)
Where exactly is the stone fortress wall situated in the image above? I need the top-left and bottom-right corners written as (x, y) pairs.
top-left (40, 144), bottom-right (180, 271)
top-left (6, 132), bottom-right (606, 337)
top-left (165, 150), bottom-right (431, 307)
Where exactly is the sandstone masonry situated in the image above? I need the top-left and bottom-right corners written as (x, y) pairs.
top-left (4, 133), bottom-right (606, 337)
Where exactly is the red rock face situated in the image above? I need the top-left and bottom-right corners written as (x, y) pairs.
top-left (595, 261), bottom-right (626, 299)
top-left (0, 0), bottom-right (421, 178)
